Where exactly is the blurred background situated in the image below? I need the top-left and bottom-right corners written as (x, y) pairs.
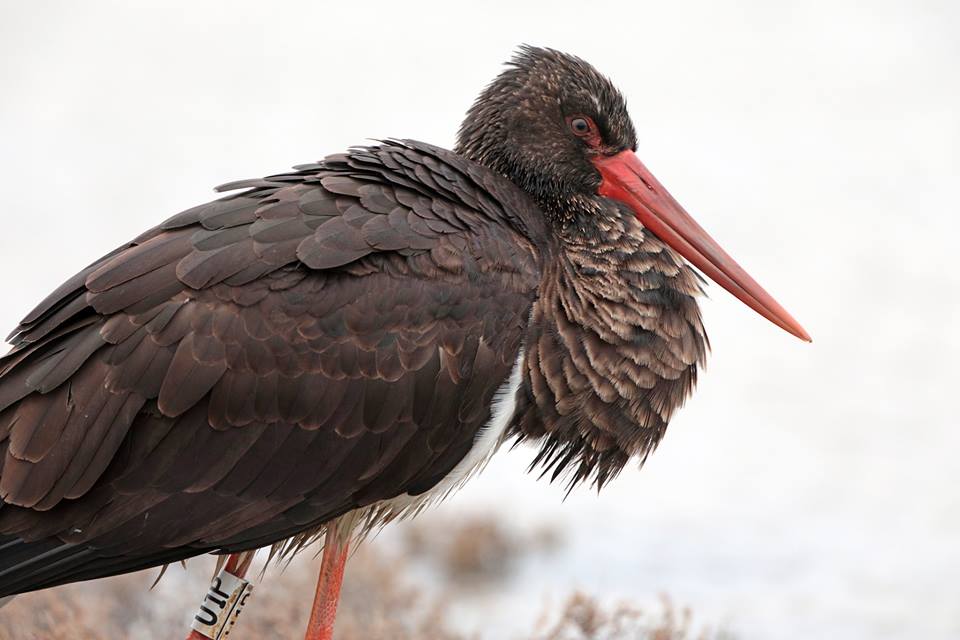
top-left (0, 1), bottom-right (958, 638)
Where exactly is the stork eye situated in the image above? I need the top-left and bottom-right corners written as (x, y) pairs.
top-left (570, 117), bottom-right (591, 135)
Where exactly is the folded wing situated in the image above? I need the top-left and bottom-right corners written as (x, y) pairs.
top-left (0, 140), bottom-right (544, 595)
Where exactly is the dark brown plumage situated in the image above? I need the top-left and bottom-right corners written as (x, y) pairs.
top-left (0, 46), bottom-right (806, 604)
top-left (0, 140), bottom-right (546, 595)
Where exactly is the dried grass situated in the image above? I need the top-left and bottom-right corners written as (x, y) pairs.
top-left (530, 593), bottom-right (731, 640)
top-left (0, 515), bottom-right (729, 640)
top-left (403, 513), bottom-right (560, 583)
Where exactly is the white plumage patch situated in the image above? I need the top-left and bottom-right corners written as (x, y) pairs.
top-left (259, 347), bottom-right (527, 563)
top-left (356, 347), bottom-right (525, 530)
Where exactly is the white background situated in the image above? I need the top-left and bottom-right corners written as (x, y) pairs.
top-left (1, 2), bottom-right (958, 638)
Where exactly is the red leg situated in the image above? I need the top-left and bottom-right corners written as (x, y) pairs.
top-left (304, 523), bottom-right (351, 640)
top-left (186, 553), bottom-right (252, 640)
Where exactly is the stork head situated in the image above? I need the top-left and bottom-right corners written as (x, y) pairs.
top-left (457, 45), bottom-right (810, 342)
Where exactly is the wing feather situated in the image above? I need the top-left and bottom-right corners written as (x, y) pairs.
top-left (0, 140), bottom-right (545, 596)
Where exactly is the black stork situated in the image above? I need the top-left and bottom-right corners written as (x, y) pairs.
top-left (0, 46), bottom-right (809, 639)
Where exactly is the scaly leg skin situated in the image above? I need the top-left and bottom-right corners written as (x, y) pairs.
top-left (304, 522), bottom-right (351, 640)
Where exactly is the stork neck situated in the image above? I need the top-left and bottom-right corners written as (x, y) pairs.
top-left (508, 207), bottom-right (709, 489)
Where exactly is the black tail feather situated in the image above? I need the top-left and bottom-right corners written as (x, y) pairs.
top-left (0, 534), bottom-right (213, 598)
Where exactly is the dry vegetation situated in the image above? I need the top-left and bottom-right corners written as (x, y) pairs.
top-left (0, 514), bottom-right (729, 639)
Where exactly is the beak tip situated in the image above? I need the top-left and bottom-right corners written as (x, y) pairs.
top-left (790, 325), bottom-right (813, 343)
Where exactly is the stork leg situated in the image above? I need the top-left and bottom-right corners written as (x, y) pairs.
top-left (186, 553), bottom-right (252, 640)
top-left (303, 521), bottom-right (350, 640)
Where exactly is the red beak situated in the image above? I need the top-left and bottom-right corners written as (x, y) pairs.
top-left (593, 150), bottom-right (811, 342)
